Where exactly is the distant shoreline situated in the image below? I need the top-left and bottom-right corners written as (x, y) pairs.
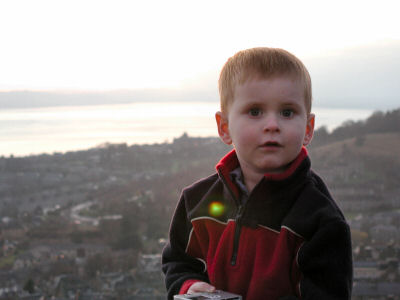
top-left (0, 102), bottom-right (377, 158)
top-left (1, 89), bottom-right (397, 111)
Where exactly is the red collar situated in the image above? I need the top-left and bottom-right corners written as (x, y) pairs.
top-left (216, 146), bottom-right (308, 183)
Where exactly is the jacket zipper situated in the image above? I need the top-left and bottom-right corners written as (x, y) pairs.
top-left (231, 204), bottom-right (244, 266)
top-left (218, 171), bottom-right (246, 266)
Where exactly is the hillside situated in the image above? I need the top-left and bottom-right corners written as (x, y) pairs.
top-left (307, 108), bottom-right (400, 194)
top-left (307, 131), bottom-right (400, 217)
top-left (310, 132), bottom-right (400, 164)
top-left (311, 108), bottom-right (400, 148)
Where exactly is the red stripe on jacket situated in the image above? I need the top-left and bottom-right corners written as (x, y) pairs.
top-left (186, 217), bottom-right (304, 299)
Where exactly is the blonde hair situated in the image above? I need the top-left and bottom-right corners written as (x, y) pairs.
top-left (218, 47), bottom-right (312, 114)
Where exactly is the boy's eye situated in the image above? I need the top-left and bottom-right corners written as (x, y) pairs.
top-left (249, 108), bottom-right (262, 117)
top-left (281, 109), bottom-right (294, 118)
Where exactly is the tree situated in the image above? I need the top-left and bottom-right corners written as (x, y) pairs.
top-left (23, 278), bottom-right (35, 294)
top-left (85, 253), bottom-right (113, 278)
top-left (112, 216), bottom-right (142, 250)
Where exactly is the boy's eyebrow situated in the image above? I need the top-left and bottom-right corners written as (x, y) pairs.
top-left (281, 102), bottom-right (300, 107)
top-left (241, 100), bottom-right (302, 107)
top-left (237, 99), bottom-right (265, 106)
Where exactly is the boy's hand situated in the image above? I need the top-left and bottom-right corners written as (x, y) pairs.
top-left (187, 282), bottom-right (216, 294)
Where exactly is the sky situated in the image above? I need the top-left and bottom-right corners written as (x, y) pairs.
top-left (1, 0), bottom-right (399, 156)
top-left (1, 0), bottom-right (399, 93)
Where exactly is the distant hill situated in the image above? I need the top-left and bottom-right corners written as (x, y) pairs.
top-left (309, 108), bottom-right (400, 194)
top-left (310, 108), bottom-right (400, 148)
top-left (305, 108), bottom-right (400, 195)
top-left (310, 132), bottom-right (400, 164)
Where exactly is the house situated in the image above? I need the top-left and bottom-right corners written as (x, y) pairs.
top-left (138, 254), bottom-right (161, 273)
top-left (99, 272), bottom-right (135, 294)
top-left (352, 282), bottom-right (400, 300)
top-left (131, 287), bottom-right (165, 300)
top-left (53, 274), bottom-right (90, 298)
top-left (12, 252), bottom-right (35, 270)
top-left (0, 272), bottom-right (18, 300)
top-left (111, 274), bottom-right (135, 294)
top-left (17, 292), bottom-right (43, 300)
top-left (354, 261), bottom-right (382, 280)
top-left (370, 225), bottom-right (399, 245)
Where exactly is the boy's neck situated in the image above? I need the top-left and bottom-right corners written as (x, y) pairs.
top-left (243, 175), bottom-right (263, 194)
top-left (241, 169), bottom-right (264, 194)
top-left (240, 162), bottom-right (291, 193)
top-left (240, 164), bottom-right (290, 194)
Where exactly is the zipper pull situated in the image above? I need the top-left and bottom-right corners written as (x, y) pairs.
top-left (236, 205), bottom-right (244, 221)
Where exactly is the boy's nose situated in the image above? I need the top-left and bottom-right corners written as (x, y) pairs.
top-left (263, 115), bottom-right (280, 132)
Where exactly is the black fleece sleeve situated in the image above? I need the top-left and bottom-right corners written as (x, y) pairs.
top-left (162, 193), bottom-right (210, 299)
top-left (281, 220), bottom-right (353, 300)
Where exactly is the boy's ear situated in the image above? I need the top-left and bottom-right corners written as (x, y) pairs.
top-left (215, 111), bottom-right (232, 145)
top-left (303, 113), bottom-right (315, 146)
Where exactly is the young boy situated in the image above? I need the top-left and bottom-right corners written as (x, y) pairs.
top-left (162, 48), bottom-right (353, 300)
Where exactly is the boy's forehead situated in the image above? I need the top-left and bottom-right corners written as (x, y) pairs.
top-left (237, 69), bottom-right (300, 85)
top-left (234, 74), bottom-right (304, 97)
top-left (228, 75), bottom-right (308, 110)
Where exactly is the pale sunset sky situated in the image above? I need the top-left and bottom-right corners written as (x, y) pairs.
top-left (1, 0), bottom-right (399, 156)
top-left (0, 0), bottom-right (399, 91)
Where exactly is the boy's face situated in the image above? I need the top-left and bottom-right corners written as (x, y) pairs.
top-left (216, 76), bottom-right (315, 177)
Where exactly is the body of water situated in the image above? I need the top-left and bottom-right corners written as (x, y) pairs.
top-left (1, 102), bottom-right (373, 157)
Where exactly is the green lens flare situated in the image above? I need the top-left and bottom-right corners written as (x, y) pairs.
top-left (209, 202), bottom-right (225, 217)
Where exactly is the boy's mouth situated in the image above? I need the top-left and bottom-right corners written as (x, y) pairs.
top-left (261, 141), bottom-right (282, 147)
